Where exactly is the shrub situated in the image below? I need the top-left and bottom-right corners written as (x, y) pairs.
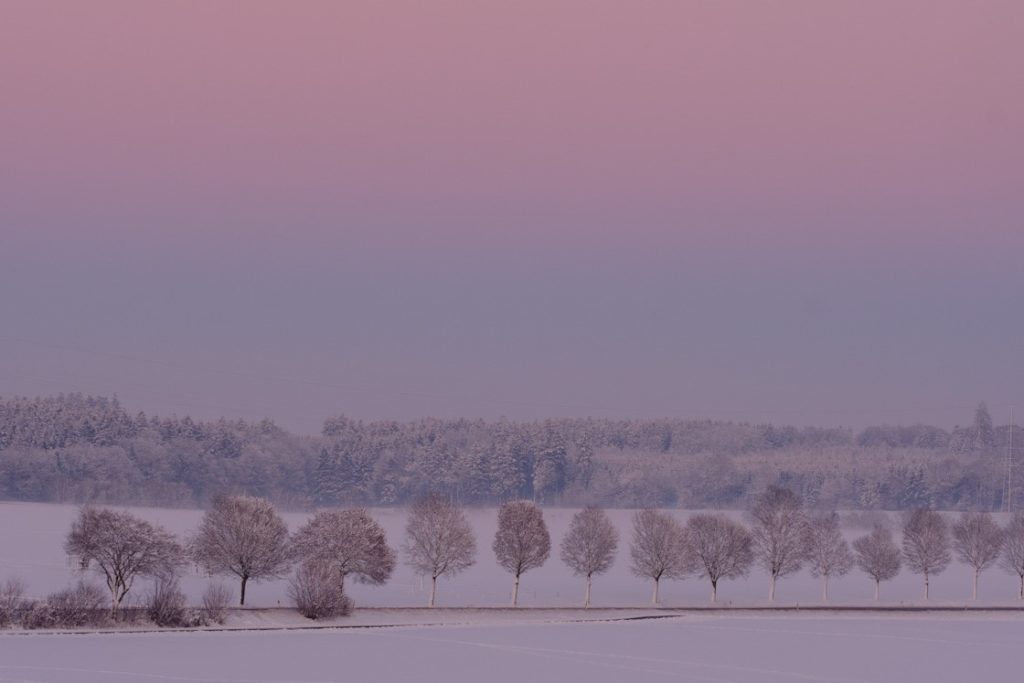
top-left (145, 578), bottom-right (190, 627)
top-left (47, 580), bottom-right (108, 627)
top-left (0, 578), bottom-right (26, 628)
top-left (289, 561), bottom-right (352, 620)
top-left (201, 583), bottom-right (232, 625)
top-left (18, 601), bottom-right (58, 630)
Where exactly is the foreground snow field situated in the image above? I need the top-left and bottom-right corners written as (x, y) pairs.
top-left (0, 613), bottom-right (1020, 683)
top-left (2, 502), bottom-right (1023, 608)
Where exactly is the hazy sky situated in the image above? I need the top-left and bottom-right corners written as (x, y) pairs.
top-left (2, 1), bottom-right (1022, 434)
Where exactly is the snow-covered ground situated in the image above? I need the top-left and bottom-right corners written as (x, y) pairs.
top-left (0, 613), bottom-right (1021, 683)
top-left (2, 502), bottom-right (1022, 608)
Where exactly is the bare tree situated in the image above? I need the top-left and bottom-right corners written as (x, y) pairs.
top-left (65, 507), bottom-right (184, 615)
top-left (0, 578), bottom-right (26, 628)
top-left (803, 512), bottom-right (853, 602)
top-left (1001, 512), bottom-right (1024, 599)
top-left (630, 508), bottom-right (688, 605)
top-left (291, 509), bottom-right (396, 594)
top-left (403, 494), bottom-right (477, 607)
top-left (952, 511), bottom-right (1004, 600)
top-left (560, 507), bottom-right (618, 607)
top-left (189, 495), bottom-right (293, 605)
top-left (750, 487), bottom-right (807, 601)
top-left (901, 509), bottom-right (951, 600)
top-left (492, 500), bottom-right (551, 606)
top-left (684, 513), bottom-right (754, 602)
top-left (853, 524), bottom-right (901, 600)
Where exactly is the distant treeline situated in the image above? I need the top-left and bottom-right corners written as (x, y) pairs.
top-left (0, 394), bottom-right (1017, 510)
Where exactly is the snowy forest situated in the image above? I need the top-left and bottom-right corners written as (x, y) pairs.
top-left (0, 394), bottom-right (1016, 510)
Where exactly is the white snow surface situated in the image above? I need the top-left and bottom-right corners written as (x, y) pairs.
top-left (0, 613), bottom-right (1021, 682)
top-left (2, 502), bottom-right (1022, 608)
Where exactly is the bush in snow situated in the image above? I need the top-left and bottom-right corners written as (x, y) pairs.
top-left (46, 580), bottom-right (108, 627)
top-left (0, 578), bottom-right (26, 628)
top-left (201, 583), bottom-right (232, 624)
top-left (145, 577), bottom-right (196, 627)
top-left (289, 561), bottom-right (352, 620)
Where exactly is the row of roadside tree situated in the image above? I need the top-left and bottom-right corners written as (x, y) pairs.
top-left (4, 486), bottom-right (1024, 629)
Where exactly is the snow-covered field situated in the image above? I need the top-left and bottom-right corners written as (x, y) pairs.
top-left (1, 613), bottom-right (1021, 683)
top-left (1, 502), bottom-right (1022, 608)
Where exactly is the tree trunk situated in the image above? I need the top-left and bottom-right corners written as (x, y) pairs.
top-left (874, 580), bottom-right (880, 601)
top-left (651, 577), bottom-right (660, 605)
top-left (429, 575), bottom-right (437, 608)
top-left (822, 575), bottom-right (829, 603)
top-left (711, 580), bottom-right (718, 604)
top-left (111, 581), bottom-right (125, 618)
top-left (769, 574), bottom-right (776, 602)
top-left (1019, 574), bottom-right (1023, 600)
top-left (584, 574), bottom-right (591, 608)
top-left (924, 572), bottom-right (929, 601)
top-left (972, 569), bottom-right (978, 601)
top-left (511, 574), bottom-right (520, 607)
top-left (240, 575), bottom-right (248, 606)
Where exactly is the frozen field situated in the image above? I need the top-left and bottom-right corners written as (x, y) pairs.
top-left (2, 502), bottom-right (1023, 608)
top-left (0, 613), bottom-right (1021, 683)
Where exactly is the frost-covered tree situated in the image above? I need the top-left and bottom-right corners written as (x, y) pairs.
top-left (803, 512), bottom-right (853, 602)
top-left (1001, 512), bottom-right (1024, 599)
top-left (973, 402), bottom-right (995, 451)
top-left (853, 524), bottom-right (901, 600)
top-left (684, 513), bottom-right (753, 602)
top-left (492, 500), bottom-right (551, 606)
top-left (749, 487), bottom-right (807, 601)
top-left (65, 507), bottom-right (184, 615)
top-left (560, 507), bottom-right (618, 607)
top-left (291, 509), bottom-right (395, 594)
top-left (189, 495), bottom-right (293, 605)
top-left (630, 509), bottom-right (688, 605)
top-left (902, 509), bottom-right (951, 600)
top-left (952, 511), bottom-right (1004, 600)
top-left (403, 494), bottom-right (477, 607)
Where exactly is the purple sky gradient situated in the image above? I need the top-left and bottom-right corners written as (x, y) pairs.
top-left (2, 1), bottom-right (1023, 433)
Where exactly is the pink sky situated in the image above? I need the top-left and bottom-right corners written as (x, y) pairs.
top-left (1, 1), bottom-right (1022, 431)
